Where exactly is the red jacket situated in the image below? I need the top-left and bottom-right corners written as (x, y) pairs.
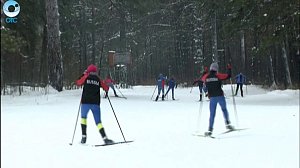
top-left (201, 71), bottom-right (231, 97)
top-left (104, 78), bottom-right (115, 85)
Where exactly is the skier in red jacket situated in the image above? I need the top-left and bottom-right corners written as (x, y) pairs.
top-left (104, 75), bottom-right (119, 98)
top-left (76, 64), bottom-right (114, 144)
top-left (201, 62), bottom-right (234, 136)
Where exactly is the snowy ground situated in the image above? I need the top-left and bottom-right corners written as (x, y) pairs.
top-left (1, 85), bottom-right (299, 168)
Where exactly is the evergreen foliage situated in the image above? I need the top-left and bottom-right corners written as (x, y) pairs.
top-left (1, 0), bottom-right (299, 92)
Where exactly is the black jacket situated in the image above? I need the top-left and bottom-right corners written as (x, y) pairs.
top-left (201, 70), bottom-right (231, 97)
top-left (81, 74), bottom-right (101, 104)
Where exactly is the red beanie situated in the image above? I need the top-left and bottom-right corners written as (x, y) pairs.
top-left (87, 64), bottom-right (97, 73)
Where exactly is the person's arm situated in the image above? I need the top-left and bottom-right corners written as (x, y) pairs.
top-left (192, 79), bottom-right (199, 85)
top-left (216, 64), bottom-right (231, 80)
top-left (216, 73), bottom-right (230, 80)
top-left (100, 80), bottom-right (109, 92)
top-left (201, 73), bottom-right (209, 82)
top-left (76, 73), bottom-right (88, 86)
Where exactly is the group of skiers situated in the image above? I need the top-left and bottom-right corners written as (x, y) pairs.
top-left (154, 63), bottom-right (246, 136)
top-left (75, 62), bottom-right (247, 144)
top-left (191, 68), bottom-right (246, 100)
top-left (154, 67), bottom-right (246, 102)
top-left (154, 74), bottom-right (177, 101)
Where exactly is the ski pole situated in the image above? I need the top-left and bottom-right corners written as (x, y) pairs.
top-left (190, 86), bottom-right (193, 93)
top-left (165, 87), bottom-right (168, 100)
top-left (107, 96), bottom-right (127, 142)
top-left (196, 100), bottom-right (204, 132)
top-left (230, 78), bottom-right (239, 127)
top-left (69, 102), bottom-right (81, 145)
top-left (115, 86), bottom-right (126, 98)
top-left (151, 85), bottom-right (157, 100)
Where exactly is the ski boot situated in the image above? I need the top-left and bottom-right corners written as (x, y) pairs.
top-left (81, 124), bottom-right (87, 144)
top-left (81, 135), bottom-right (87, 144)
top-left (114, 90), bottom-right (119, 97)
top-left (204, 131), bottom-right (212, 137)
top-left (155, 95), bottom-right (159, 101)
top-left (99, 127), bottom-right (114, 144)
top-left (226, 124), bottom-right (234, 131)
top-left (104, 91), bottom-right (108, 98)
top-left (103, 137), bottom-right (114, 145)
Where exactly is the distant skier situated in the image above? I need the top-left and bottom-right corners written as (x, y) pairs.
top-left (155, 73), bottom-right (166, 101)
top-left (104, 75), bottom-right (119, 98)
top-left (234, 72), bottom-right (246, 97)
top-left (164, 77), bottom-right (177, 100)
top-left (76, 64), bottom-right (114, 145)
top-left (201, 62), bottom-right (234, 136)
top-left (193, 66), bottom-right (208, 101)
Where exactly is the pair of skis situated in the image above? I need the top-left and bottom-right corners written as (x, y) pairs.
top-left (193, 128), bottom-right (248, 139)
top-left (70, 140), bottom-right (134, 147)
top-left (104, 96), bottom-right (127, 99)
top-left (93, 140), bottom-right (133, 147)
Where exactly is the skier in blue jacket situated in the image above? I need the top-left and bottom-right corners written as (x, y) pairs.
top-left (234, 72), bottom-right (246, 97)
top-left (164, 77), bottom-right (176, 100)
top-left (155, 74), bottom-right (166, 101)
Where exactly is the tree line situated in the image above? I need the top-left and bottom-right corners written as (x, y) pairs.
top-left (1, 0), bottom-right (299, 94)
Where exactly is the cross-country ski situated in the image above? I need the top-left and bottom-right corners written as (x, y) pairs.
top-left (93, 140), bottom-right (134, 147)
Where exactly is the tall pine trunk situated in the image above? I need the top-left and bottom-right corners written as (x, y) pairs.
top-left (45, 0), bottom-right (63, 91)
top-left (240, 30), bottom-right (246, 72)
top-left (281, 41), bottom-right (292, 88)
top-left (80, 5), bottom-right (87, 70)
top-left (268, 54), bottom-right (277, 89)
top-left (91, 5), bottom-right (96, 64)
top-left (212, 11), bottom-right (218, 63)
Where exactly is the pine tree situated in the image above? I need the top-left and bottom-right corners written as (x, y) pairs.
top-left (45, 0), bottom-right (64, 91)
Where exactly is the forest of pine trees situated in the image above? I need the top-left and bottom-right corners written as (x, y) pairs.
top-left (1, 0), bottom-right (299, 94)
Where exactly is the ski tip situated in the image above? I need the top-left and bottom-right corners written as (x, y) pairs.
top-left (69, 143), bottom-right (73, 146)
top-left (220, 128), bottom-right (249, 134)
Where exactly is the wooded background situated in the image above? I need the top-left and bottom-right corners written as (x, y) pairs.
top-left (1, 0), bottom-right (299, 94)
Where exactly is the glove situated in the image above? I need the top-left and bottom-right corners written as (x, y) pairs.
top-left (226, 64), bottom-right (232, 69)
